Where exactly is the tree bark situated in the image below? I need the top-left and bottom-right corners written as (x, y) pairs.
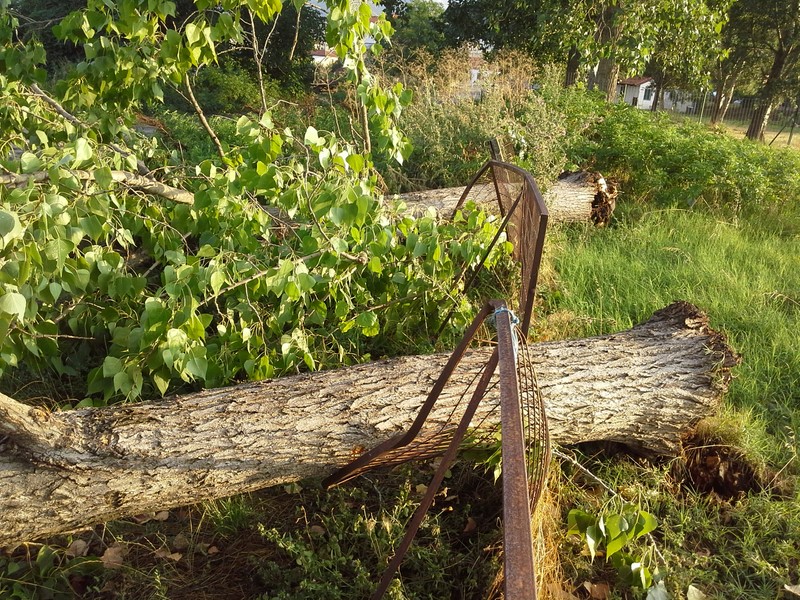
top-left (564, 47), bottom-right (581, 87)
top-left (595, 58), bottom-right (620, 102)
top-left (0, 302), bottom-right (737, 546)
top-left (591, 3), bottom-right (623, 102)
top-left (394, 171), bottom-right (617, 227)
top-left (746, 100), bottom-right (774, 142)
top-left (710, 72), bottom-right (738, 125)
top-left (746, 47), bottom-right (789, 141)
top-left (0, 170), bottom-right (194, 205)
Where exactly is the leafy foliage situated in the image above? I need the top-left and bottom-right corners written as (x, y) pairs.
top-left (379, 52), bottom-right (599, 191)
top-left (0, 0), bottom-right (504, 404)
top-left (253, 469), bottom-right (501, 600)
top-left (568, 505), bottom-right (660, 590)
top-left (440, 0), bottom-right (728, 90)
top-left (384, 0), bottom-right (447, 58)
top-left (0, 546), bottom-right (102, 599)
top-left (569, 101), bottom-right (800, 213)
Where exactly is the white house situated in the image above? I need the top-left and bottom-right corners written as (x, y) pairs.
top-left (660, 90), bottom-right (697, 114)
top-left (616, 76), bottom-right (655, 109)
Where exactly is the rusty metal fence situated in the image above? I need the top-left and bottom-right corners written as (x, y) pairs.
top-left (324, 161), bottom-right (551, 599)
top-left (435, 159), bottom-right (549, 338)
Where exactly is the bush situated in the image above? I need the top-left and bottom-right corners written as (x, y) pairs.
top-left (164, 60), bottom-right (266, 115)
top-left (569, 102), bottom-right (800, 220)
top-left (379, 50), bottom-right (597, 192)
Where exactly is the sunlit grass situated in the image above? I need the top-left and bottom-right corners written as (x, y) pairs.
top-left (543, 204), bottom-right (800, 597)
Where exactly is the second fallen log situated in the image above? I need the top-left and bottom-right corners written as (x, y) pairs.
top-left (394, 171), bottom-right (617, 226)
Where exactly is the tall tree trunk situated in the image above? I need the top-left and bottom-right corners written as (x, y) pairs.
top-left (0, 302), bottom-right (738, 546)
top-left (650, 69), bottom-right (664, 112)
top-left (651, 85), bottom-right (661, 112)
top-left (564, 47), bottom-right (580, 87)
top-left (592, 3), bottom-right (623, 102)
top-left (746, 101), bottom-right (775, 141)
top-left (746, 48), bottom-right (789, 141)
top-left (710, 71), bottom-right (738, 125)
top-left (595, 58), bottom-right (620, 102)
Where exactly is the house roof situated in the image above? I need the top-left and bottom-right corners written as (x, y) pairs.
top-left (618, 76), bottom-right (654, 86)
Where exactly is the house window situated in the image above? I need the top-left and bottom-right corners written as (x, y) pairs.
top-left (643, 86), bottom-right (653, 101)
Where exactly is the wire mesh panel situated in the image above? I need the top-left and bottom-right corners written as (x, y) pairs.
top-left (324, 161), bottom-right (551, 598)
top-left (450, 160), bottom-right (549, 334)
top-left (324, 301), bottom-right (551, 600)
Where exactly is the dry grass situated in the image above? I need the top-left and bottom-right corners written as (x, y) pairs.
top-left (718, 122), bottom-right (800, 151)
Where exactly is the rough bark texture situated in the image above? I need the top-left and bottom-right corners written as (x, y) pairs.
top-left (394, 172), bottom-right (617, 226)
top-left (710, 74), bottom-right (737, 125)
top-left (0, 302), bottom-right (737, 547)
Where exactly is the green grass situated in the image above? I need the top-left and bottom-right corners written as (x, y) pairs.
top-left (546, 208), bottom-right (799, 456)
top-left (541, 202), bottom-right (800, 598)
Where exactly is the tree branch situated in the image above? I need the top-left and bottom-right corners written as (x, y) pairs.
top-left (183, 73), bottom-right (226, 161)
top-left (0, 170), bottom-right (194, 205)
top-left (27, 84), bottom-right (151, 176)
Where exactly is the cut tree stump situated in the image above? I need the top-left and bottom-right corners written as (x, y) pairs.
top-left (394, 171), bottom-right (617, 226)
top-left (0, 302), bottom-right (737, 546)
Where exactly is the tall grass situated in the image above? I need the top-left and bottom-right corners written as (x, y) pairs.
top-left (545, 208), bottom-right (799, 456)
top-left (539, 205), bottom-right (800, 599)
top-left (377, 50), bottom-right (599, 192)
top-left (570, 103), bottom-right (800, 226)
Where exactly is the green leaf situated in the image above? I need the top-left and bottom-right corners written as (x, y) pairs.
top-left (567, 509), bottom-right (596, 535)
top-left (633, 511), bottom-right (658, 539)
top-left (0, 210), bottom-right (23, 248)
top-left (346, 153), bottom-right (364, 173)
top-left (94, 166), bottom-right (114, 189)
top-left (210, 270), bottom-right (226, 295)
top-left (367, 256), bottom-right (382, 274)
top-left (114, 370), bottom-right (133, 395)
top-left (296, 272), bottom-right (316, 292)
top-left (102, 356), bottom-right (124, 378)
top-left (355, 310), bottom-right (379, 336)
top-left (304, 126), bottom-right (322, 147)
top-left (605, 532), bottom-right (628, 559)
top-left (585, 524), bottom-right (601, 561)
top-left (185, 22), bottom-right (201, 45)
top-left (43, 238), bottom-right (74, 271)
top-left (605, 514), bottom-right (629, 539)
top-left (73, 137), bottom-right (93, 166)
top-left (153, 371), bottom-right (170, 396)
top-left (185, 356), bottom-right (207, 380)
top-left (48, 282), bottom-right (62, 303)
top-left (20, 152), bottom-right (42, 173)
top-left (80, 215), bottom-right (105, 240)
top-left (0, 292), bottom-right (26, 321)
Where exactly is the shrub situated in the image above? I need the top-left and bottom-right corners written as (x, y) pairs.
top-left (164, 60), bottom-right (266, 115)
top-left (379, 50), bottom-right (597, 192)
top-left (569, 102), bottom-right (800, 219)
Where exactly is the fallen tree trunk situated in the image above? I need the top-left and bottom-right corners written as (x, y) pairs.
top-left (394, 171), bottom-right (617, 226)
top-left (0, 302), bottom-right (737, 546)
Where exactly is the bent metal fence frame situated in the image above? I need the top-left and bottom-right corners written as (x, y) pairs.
top-left (324, 161), bottom-right (551, 599)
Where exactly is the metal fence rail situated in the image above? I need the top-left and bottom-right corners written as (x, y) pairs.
top-left (324, 162), bottom-right (551, 599)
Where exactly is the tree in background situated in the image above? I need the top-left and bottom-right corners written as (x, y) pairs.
top-left (384, 0), bottom-right (446, 57)
top-left (9, 0), bottom-right (87, 66)
top-left (644, 0), bottom-right (730, 112)
top-left (439, 0), bottom-right (727, 103)
top-left (735, 0), bottom-right (800, 141)
top-left (250, 3), bottom-right (326, 92)
top-left (709, 0), bottom-right (758, 124)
